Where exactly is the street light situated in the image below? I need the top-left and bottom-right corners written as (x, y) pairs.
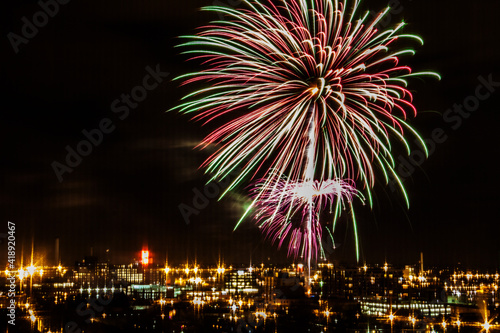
top-left (27, 265), bottom-right (36, 276)
top-left (482, 320), bottom-right (491, 332)
top-left (324, 308), bottom-right (331, 324)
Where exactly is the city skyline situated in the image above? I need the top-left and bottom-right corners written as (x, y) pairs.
top-left (2, 250), bottom-right (499, 332)
top-left (2, 0), bottom-right (500, 271)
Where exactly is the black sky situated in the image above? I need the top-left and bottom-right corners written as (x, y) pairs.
top-left (1, 0), bottom-right (500, 269)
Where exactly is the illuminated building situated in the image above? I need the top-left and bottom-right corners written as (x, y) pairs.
top-left (224, 269), bottom-right (258, 294)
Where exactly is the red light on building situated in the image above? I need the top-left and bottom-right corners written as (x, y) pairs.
top-left (142, 250), bottom-right (150, 265)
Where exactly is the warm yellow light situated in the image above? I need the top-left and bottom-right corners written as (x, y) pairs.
top-left (389, 314), bottom-right (394, 322)
top-left (57, 265), bottom-right (62, 271)
top-left (194, 266), bottom-right (199, 275)
top-left (185, 267), bottom-right (190, 275)
top-left (442, 321), bottom-right (447, 329)
top-left (483, 321), bottom-right (490, 331)
top-left (311, 87), bottom-right (319, 95)
top-left (141, 250), bottom-right (150, 265)
top-left (30, 315), bottom-right (36, 323)
top-left (193, 297), bottom-right (204, 306)
top-left (164, 267), bottom-right (170, 274)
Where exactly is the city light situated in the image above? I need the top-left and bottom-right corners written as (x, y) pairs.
top-left (29, 309), bottom-right (36, 323)
top-left (27, 264), bottom-right (36, 276)
top-left (141, 250), bottom-right (150, 265)
top-left (4, 253), bottom-right (500, 332)
top-left (255, 311), bottom-right (267, 319)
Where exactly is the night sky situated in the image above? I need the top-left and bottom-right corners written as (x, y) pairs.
top-left (1, 0), bottom-right (500, 269)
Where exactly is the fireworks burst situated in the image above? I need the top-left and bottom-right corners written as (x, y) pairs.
top-left (252, 177), bottom-right (360, 260)
top-left (173, 0), bottom-right (438, 264)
